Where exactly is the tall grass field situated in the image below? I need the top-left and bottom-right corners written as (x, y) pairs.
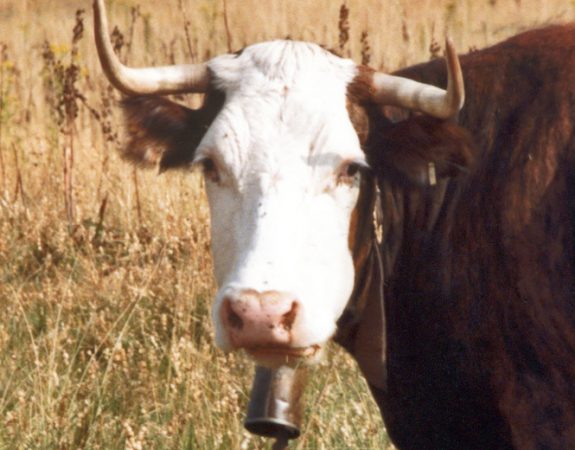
top-left (1, 0), bottom-right (574, 448)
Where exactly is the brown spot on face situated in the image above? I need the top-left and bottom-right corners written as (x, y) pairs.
top-left (346, 98), bottom-right (369, 146)
top-left (346, 66), bottom-right (374, 145)
top-left (347, 65), bottom-right (375, 105)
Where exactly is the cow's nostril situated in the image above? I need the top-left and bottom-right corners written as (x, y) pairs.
top-left (228, 309), bottom-right (244, 330)
top-left (280, 302), bottom-right (298, 331)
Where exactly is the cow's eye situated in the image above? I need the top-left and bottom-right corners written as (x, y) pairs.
top-left (200, 158), bottom-right (220, 183)
top-left (337, 160), bottom-right (366, 185)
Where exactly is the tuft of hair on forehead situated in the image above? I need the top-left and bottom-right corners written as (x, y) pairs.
top-left (208, 40), bottom-right (358, 92)
top-left (120, 92), bottom-right (225, 172)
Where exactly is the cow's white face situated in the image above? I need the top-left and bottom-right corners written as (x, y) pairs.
top-left (95, 0), bottom-right (464, 369)
top-left (193, 41), bottom-right (365, 365)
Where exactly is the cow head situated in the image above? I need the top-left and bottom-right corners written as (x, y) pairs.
top-left (94, 0), bottom-right (466, 368)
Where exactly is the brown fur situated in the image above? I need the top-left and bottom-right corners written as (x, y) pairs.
top-left (367, 115), bottom-right (476, 186)
top-left (121, 91), bottom-right (225, 172)
top-left (339, 24), bottom-right (575, 450)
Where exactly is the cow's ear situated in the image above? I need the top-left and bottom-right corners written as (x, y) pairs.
top-left (120, 92), bottom-right (224, 172)
top-left (372, 115), bottom-right (475, 186)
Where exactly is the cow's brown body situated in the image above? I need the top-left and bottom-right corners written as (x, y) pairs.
top-left (93, 2), bottom-right (575, 446)
top-left (337, 24), bottom-right (575, 449)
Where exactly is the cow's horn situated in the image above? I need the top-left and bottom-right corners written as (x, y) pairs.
top-left (93, 0), bottom-right (210, 95)
top-left (371, 38), bottom-right (464, 119)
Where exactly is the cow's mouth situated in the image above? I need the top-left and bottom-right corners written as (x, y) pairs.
top-left (246, 345), bottom-right (322, 367)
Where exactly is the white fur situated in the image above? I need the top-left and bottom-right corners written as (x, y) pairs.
top-left (195, 41), bottom-right (363, 352)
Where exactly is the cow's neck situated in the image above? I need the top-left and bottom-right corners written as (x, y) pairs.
top-left (335, 174), bottom-right (457, 392)
top-left (335, 175), bottom-right (387, 391)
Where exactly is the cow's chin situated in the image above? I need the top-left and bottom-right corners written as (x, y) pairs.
top-left (244, 344), bottom-right (324, 368)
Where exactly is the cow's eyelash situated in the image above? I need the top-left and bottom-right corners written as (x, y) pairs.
top-left (195, 157), bottom-right (220, 183)
top-left (336, 159), bottom-right (369, 185)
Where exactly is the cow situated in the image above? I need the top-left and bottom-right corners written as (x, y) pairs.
top-left (93, 0), bottom-right (575, 448)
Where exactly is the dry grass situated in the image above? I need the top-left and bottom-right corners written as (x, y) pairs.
top-left (1, 0), bottom-right (574, 448)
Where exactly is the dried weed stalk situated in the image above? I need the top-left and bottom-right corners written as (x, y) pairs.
top-left (0, 42), bottom-right (10, 195)
top-left (338, 3), bottom-right (350, 54)
top-left (360, 30), bottom-right (371, 66)
top-left (41, 9), bottom-right (86, 229)
top-left (222, 0), bottom-right (233, 52)
top-left (108, 18), bottom-right (144, 226)
top-left (178, 0), bottom-right (198, 62)
top-left (428, 23), bottom-right (442, 59)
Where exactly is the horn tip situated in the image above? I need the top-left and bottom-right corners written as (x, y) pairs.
top-left (444, 37), bottom-right (456, 56)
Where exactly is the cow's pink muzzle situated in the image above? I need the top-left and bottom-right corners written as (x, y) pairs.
top-left (221, 289), bottom-right (299, 349)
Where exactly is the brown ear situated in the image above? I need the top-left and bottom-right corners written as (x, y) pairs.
top-left (370, 115), bottom-right (475, 186)
top-left (120, 92), bottom-right (224, 172)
